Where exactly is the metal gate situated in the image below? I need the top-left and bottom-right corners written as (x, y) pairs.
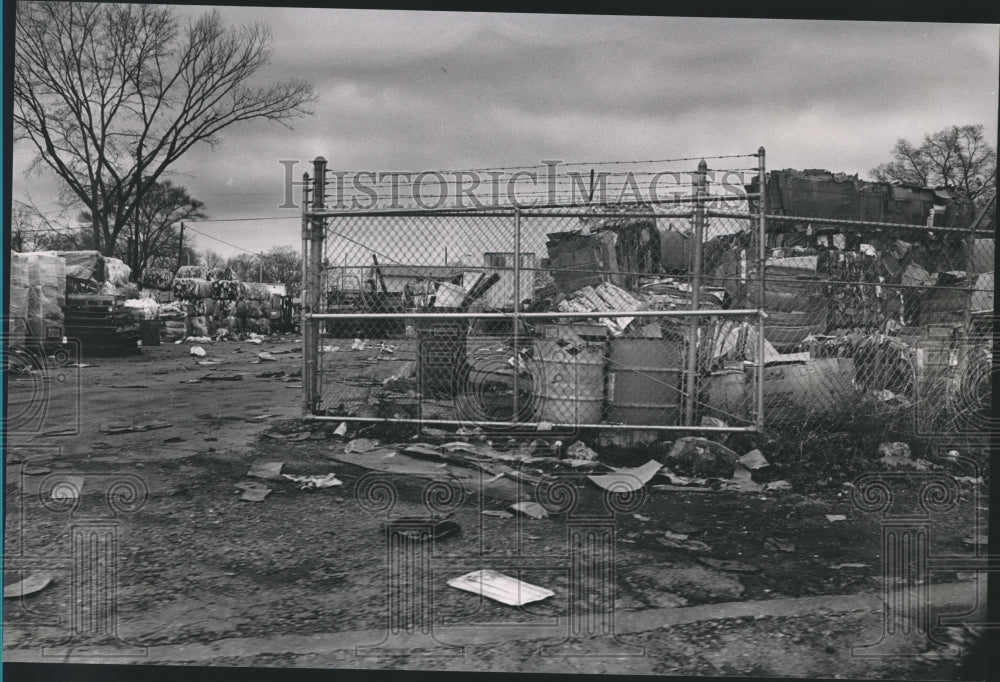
top-left (301, 151), bottom-right (769, 435)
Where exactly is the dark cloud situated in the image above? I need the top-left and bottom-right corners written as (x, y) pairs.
top-left (11, 8), bottom-right (998, 258)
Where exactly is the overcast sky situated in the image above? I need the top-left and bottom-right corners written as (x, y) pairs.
top-left (11, 7), bottom-right (999, 259)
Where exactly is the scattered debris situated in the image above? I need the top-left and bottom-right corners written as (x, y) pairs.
top-left (764, 480), bottom-right (792, 491)
top-left (247, 414), bottom-right (279, 423)
top-left (588, 459), bottom-right (662, 492)
top-left (351, 338), bottom-right (368, 351)
top-left (346, 438), bottom-right (381, 454)
top-left (666, 521), bottom-right (702, 535)
top-left (664, 437), bottom-right (739, 478)
top-left (333, 422), bottom-right (348, 437)
top-left (962, 535), bottom-right (989, 546)
top-left (237, 483), bottom-right (271, 502)
top-left (257, 352), bottom-right (277, 362)
top-left (738, 449), bottom-right (769, 470)
top-left (698, 557), bottom-right (758, 573)
top-left (246, 337), bottom-right (263, 345)
top-left (190, 346), bottom-right (207, 357)
top-left (725, 465), bottom-right (764, 493)
top-left (764, 538), bottom-right (796, 553)
top-left (633, 514), bottom-right (651, 522)
top-left (199, 374), bottom-right (243, 382)
top-left (536, 422), bottom-right (554, 431)
top-left (825, 514), bottom-right (847, 522)
top-left (700, 416), bottom-right (727, 428)
top-left (481, 510), bottom-right (514, 519)
top-left (652, 484), bottom-right (712, 492)
top-left (391, 519), bottom-right (461, 542)
top-left (878, 442), bottom-right (932, 470)
top-left (322, 345), bottom-right (341, 352)
top-left (565, 440), bottom-right (599, 462)
top-left (3, 572), bottom-right (55, 599)
top-left (99, 420), bottom-right (172, 434)
top-left (510, 501), bottom-right (548, 519)
top-left (247, 461), bottom-right (285, 480)
top-left (162, 436), bottom-right (185, 444)
top-left (657, 534), bottom-right (711, 552)
top-left (831, 563), bottom-right (868, 569)
top-left (51, 476), bottom-right (85, 500)
top-left (447, 569), bottom-right (554, 606)
top-left (281, 473), bottom-right (343, 489)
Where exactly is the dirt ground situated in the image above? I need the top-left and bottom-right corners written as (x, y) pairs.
top-left (2, 335), bottom-right (990, 678)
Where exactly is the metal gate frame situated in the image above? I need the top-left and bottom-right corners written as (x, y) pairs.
top-left (301, 149), bottom-right (769, 433)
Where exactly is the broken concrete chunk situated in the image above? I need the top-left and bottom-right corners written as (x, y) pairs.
top-left (257, 352), bottom-right (277, 362)
top-left (565, 440), bottom-right (599, 462)
top-left (239, 485), bottom-right (271, 502)
top-left (190, 346), bottom-right (206, 357)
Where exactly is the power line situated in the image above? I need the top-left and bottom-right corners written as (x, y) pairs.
top-left (181, 223), bottom-right (264, 256)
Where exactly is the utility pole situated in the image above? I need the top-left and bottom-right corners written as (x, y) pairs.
top-left (177, 222), bottom-right (185, 272)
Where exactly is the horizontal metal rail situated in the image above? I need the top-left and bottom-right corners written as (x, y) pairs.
top-left (766, 213), bottom-right (994, 236)
top-left (308, 308), bottom-right (766, 321)
top-left (305, 194), bottom-right (761, 219)
top-left (304, 414), bottom-right (759, 432)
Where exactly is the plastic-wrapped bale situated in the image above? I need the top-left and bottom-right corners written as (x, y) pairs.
top-left (24, 252), bottom-right (67, 339)
top-left (244, 300), bottom-right (263, 318)
top-left (118, 284), bottom-right (141, 299)
top-left (176, 265), bottom-right (208, 280)
top-left (189, 298), bottom-right (207, 316)
top-left (235, 300), bottom-right (249, 319)
top-left (210, 280), bottom-right (242, 301)
top-left (156, 301), bottom-right (188, 321)
top-left (141, 268), bottom-right (174, 291)
top-left (208, 266), bottom-right (236, 281)
top-left (256, 318), bottom-right (272, 335)
top-left (104, 257), bottom-right (132, 287)
top-left (59, 250), bottom-right (106, 286)
top-left (161, 320), bottom-right (188, 342)
top-left (189, 316), bottom-right (210, 337)
top-left (203, 298), bottom-right (218, 317)
top-left (8, 253), bottom-right (31, 346)
top-left (215, 300), bottom-right (236, 319)
top-left (219, 316), bottom-right (239, 333)
top-left (172, 277), bottom-right (212, 300)
top-left (124, 298), bottom-right (159, 321)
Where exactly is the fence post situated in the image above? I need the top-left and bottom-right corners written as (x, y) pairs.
top-left (306, 157), bottom-right (327, 415)
top-left (756, 147), bottom-right (767, 432)
top-left (513, 209), bottom-right (521, 424)
top-left (684, 160), bottom-right (708, 426)
top-left (301, 172), bottom-right (311, 417)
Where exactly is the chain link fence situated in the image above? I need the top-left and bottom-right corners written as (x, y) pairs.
top-left (302, 156), bottom-right (994, 446)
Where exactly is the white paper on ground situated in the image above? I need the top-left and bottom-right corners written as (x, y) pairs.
top-left (447, 569), bottom-right (554, 606)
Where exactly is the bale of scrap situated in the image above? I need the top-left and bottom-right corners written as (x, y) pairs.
top-left (59, 250), bottom-right (106, 286)
top-left (141, 268), bottom-right (174, 291)
top-left (104, 257), bottom-right (132, 287)
top-left (8, 253), bottom-right (31, 345)
top-left (208, 266), bottom-right (236, 281)
top-left (244, 282), bottom-right (270, 301)
top-left (172, 277), bottom-right (212, 300)
top-left (210, 280), bottom-right (242, 301)
top-left (23, 252), bottom-right (66, 339)
top-left (176, 265), bottom-right (208, 280)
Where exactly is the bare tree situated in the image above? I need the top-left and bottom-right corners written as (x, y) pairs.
top-left (871, 124), bottom-right (997, 206)
top-left (10, 199), bottom-right (84, 252)
top-left (79, 180), bottom-right (207, 279)
top-left (14, 2), bottom-right (314, 256)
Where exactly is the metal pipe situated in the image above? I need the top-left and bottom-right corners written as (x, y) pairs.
top-left (684, 160), bottom-right (708, 426)
top-left (756, 147), bottom-right (767, 433)
top-left (302, 193), bottom-right (761, 219)
top-left (308, 308), bottom-right (766, 321)
top-left (512, 209), bottom-right (521, 422)
top-left (300, 172), bottom-right (311, 418)
top-left (308, 157), bottom-right (328, 415)
top-left (303, 414), bottom-right (760, 432)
